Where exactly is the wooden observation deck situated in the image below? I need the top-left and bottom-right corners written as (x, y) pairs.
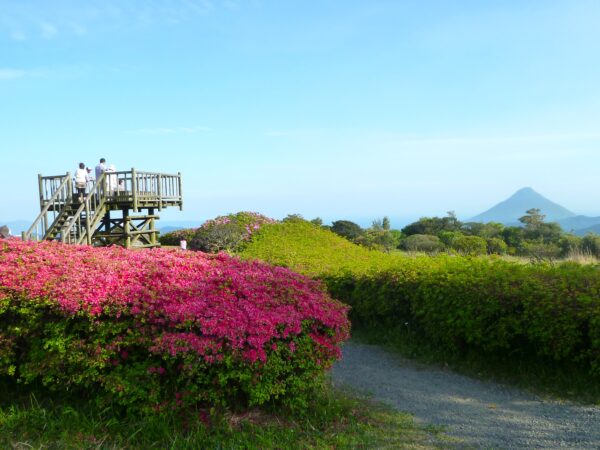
top-left (22, 169), bottom-right (183, 248)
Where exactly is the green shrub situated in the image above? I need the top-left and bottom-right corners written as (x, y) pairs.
top-left (240, 222), bottom-right (600, 377)
top-left (486, 237), bottom-right (508, 255)
top-left (582, 234), bottom-right (600, 258)
top-left (399, 234), bottom-right (444, 253)
top-left (189, 212), bottom-right (276, 253)
top-left (159, 227), bottom-right (197, 246)
top-left (450, 235), bottom-right (487, 256)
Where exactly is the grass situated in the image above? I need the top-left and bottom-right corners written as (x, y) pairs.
top-left (352, 326), bottom-right (600, 406)
top-left (0, 378), bottom-right (457, 449)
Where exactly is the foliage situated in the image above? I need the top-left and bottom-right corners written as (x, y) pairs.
top-left (189, 212), bottom-right (276, 253)
top-left (462, 221), bottom-right (504, 239)
top-left (438, 231), bottom-right (463, 247)
top-left (310, 217), bottom-right (324, 226)
top-left (582, 234), bottom-right (600, 258)
top-left (450, 235), bottom-right (487, 256)
top-left (559, 234), bottom-right (583, 257)
top-left (240, 222), bottom-right (600, 377)
top-left (399, 234), bottom-right (444, 253)
top-left (330, 220), bottom-right (364, 242)
top-left (0, 239), bottom-right (349, 413)
top-left (159, 227), bottom-right (197, 246)
top-left (486, 237), bottom-right (508, 255)
top-left (401, 212), bottom-right (462, 236)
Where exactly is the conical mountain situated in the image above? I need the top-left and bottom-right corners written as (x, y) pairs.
top-left (470, 187), bottom-right (576, 224)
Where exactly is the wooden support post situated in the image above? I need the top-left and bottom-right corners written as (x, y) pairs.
top-left (149, 208), bottom-right (156, 246)
top-left (38, 174), bottom-right (44, 210)
top-left (66, 172), bottom-right (72, 202)
top-left (124, 208), bottom-right (131, 248)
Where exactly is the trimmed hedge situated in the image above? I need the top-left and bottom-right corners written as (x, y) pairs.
top-left (240, 221), bottom-right (600, 376)
top-left (0, 240), bottom-right (349, 412)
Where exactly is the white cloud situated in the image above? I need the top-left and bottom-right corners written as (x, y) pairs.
top-left (40, 22), bottom-right (57, 39)
top-left (10, 30), bottom-right (26, 41)
top-left (265, 130), bottom-right (293, 137)
top-left (0, 69), bottom-right (27, 80)
top-left (129, 126), bottom-right (211, 135)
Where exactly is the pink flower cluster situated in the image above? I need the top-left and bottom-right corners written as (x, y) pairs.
top-left (0, 239), bottom-right (349, 365)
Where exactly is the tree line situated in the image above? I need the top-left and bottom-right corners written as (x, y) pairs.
top-left (307, 209), bottom-right (600, 258)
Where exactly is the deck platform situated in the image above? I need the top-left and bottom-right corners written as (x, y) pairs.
top-left (23, 169), bottom-right (183, 248)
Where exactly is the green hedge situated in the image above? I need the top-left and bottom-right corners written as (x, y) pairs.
top-left (240, 222), bottom-right (600, 376)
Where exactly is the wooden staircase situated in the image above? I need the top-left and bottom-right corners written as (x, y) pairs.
top-left (23, 169), bottom-right (183, 248)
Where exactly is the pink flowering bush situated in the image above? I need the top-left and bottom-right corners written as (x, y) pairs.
top-left (189, 212), bottom-right (276, 253)
top-left (0, 239), bottom-right (349, 412)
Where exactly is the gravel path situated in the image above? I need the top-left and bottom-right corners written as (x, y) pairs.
top-left (331, 342), bottom-right (600, 449)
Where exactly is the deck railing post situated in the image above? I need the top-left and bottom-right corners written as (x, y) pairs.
top-left (85, 198), bottom-right (92, 245)
top-left (131, 168), bottom-right (138, 213)
top-left (157, 174), bottom-right (163, 211)
top-left (178, 172), bottom-right (183, 211)
top-left (38, 174), bottom-right (44, 209)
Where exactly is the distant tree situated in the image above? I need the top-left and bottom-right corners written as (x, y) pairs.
top-left (371, 218), bottom-right (384, 231)
top-left (519, 208), bottom-right (546, 230)
top-left (582, 234), bottom-right (600, 258)
top-left (283, 214), bottom-right (305, 222)
top-left (399, 234), bottom-right (444, 253)
top-left (357, 229), bottom-right (399, 252)
top-left (528, 222), bottom-right (562, 244)
top-left (310, 217), bottom-right (323, 227)
top-left (382, 216), bottom-right (391, 231)
top-left (401, 213), bottom-right (462, 236)
top-left (462, 222), bottom-right (504, 239)
top-left (451, 235), bottom-right (487, 256)
top-left (438, 231), bottom-right (463, 247)
top-left (502, 226), bottom-right (525, 254)
top-left (486, 237), bottom-right (508, 255)
top-left (331, 220), bottom-right (364, 241)
top-left (559, 234), bottom-right (582, 257)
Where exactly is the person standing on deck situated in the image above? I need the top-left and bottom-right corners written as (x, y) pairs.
top-left (95, 158), bottom-right (106, 181)
top-left (74, 162), bottom-right (89, 202)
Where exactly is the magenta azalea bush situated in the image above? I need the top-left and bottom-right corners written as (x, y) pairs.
top-left (0, 239), bottom-right (349, 412)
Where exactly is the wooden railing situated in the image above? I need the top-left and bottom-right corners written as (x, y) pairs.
top-left (61, 173), bottom-right (108, 245)
top-left (22, 173), bottom-right (71, 241)
top-left (105, 170), bottom-right (183, 212)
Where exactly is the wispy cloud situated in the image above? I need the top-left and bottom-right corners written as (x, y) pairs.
top-left (9, 30), bottom-right (26, 41)
top-left (265, 130), bottom-right (293, 137)
top-left (384, 132), bottom-right (600, 146)
top-left (0, 69), bottom-right (27, 80)
top-left (128, 126), bottom-right (211, 135)
top-left (1, 1), bottom-right (229, 41)
top-left (40, 22), bottom-right (57, 39)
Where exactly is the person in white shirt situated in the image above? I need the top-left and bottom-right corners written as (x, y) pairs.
top-left (95, 158), bottom-right (106, 182)
top-left (105, 164), bottom-right (118, 194)
top-left (74, 162), bottom-right (89, 202)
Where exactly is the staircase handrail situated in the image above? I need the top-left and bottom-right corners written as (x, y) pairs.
top-left (62, 173), bottom-right (107, 245)
top-left (22, 174), bottom-right (71, 241)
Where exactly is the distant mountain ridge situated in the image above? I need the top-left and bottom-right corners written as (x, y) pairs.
top-left (470, 187), bottom-right (576, 224)
top-left (470, 187), bottom-right (600, 233)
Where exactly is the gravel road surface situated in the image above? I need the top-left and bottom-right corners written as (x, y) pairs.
top-left (332, 342), bottom-right (600, 449)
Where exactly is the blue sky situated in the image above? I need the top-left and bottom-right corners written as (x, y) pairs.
top-left (2, 0), bottom-right (600, 227)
